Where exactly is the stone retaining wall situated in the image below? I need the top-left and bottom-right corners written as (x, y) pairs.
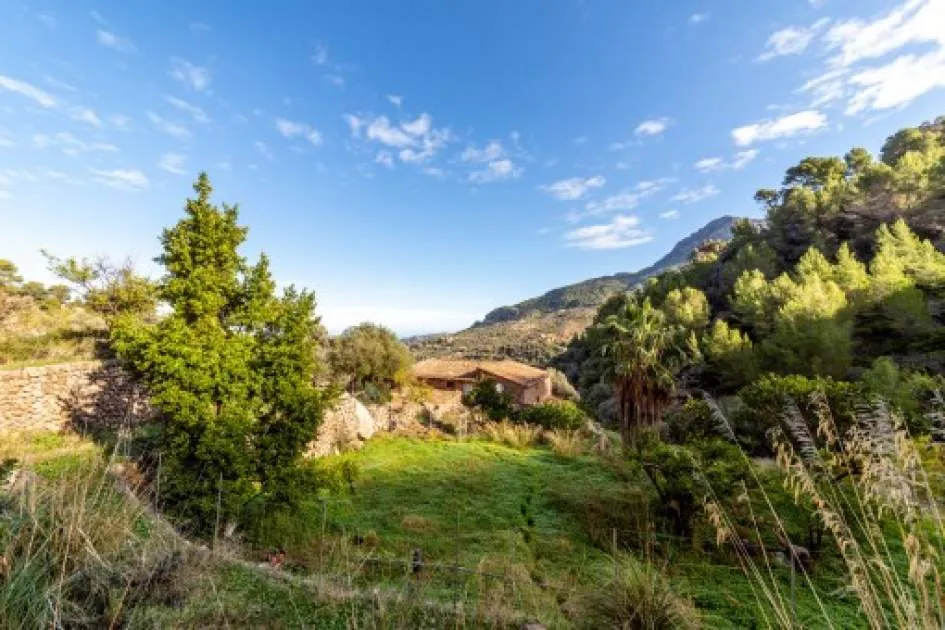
top-left (0, 362), bottom-right (381, 457)
top-left (0, 361), bottom-right (151, 432)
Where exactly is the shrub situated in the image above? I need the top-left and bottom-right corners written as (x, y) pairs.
top-left (576, 555), bottom-right (700, 629)
top-left (462, 379), bottom-right (515, 421)
top-left (518, 400), bottom-right (587, 430)
top-left (734, 373), bottom-right (861, 455)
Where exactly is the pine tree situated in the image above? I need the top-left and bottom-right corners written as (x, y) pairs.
top-left (113, 174), bottom-right (328, 532)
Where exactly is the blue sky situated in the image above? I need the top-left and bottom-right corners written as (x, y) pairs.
top-left (1, 1), bottom-right (944, 335)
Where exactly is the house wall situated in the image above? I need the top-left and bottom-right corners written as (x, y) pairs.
top-left (419, 371), bottom-right (552, 406)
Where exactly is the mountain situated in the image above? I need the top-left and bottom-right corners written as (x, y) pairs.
top-left (408, 216), bottom-right (742, 364)
top-left (477, 215), bottom-right (741, 326)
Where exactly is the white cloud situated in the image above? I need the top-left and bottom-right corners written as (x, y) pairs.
top-left (732, 110), bottom-right (826, 145)
top-left (164, 95), bottom-right (209, 123)
top-left (387, 94), bottom-right (402, 107)
top-left (635, 117), bottom-right (671, 136)
top-left (574, 135), bottom-right (588, 145)
top-left (365, 116), bottom-right (413, 147)
top-left (469, 158), bottom-right (521, 183)
top-left (660, 210), bottom-right (679, 219)
top-left (422, 166), bottom-right (445, 178)
top-left (758, 19), bottom-right (829, 61)
top-left (169, 58), bottom-right (210, 91)
top-left (541, 175), bottom-right (606, 200)
top-left (44, 76), bottom-right (77, 93)
top-left (90, 168), bottom-right (148, 191)
top-left (275, 118), bottom-right (322, 145)
top-left (255, 141), bottom-right (274, 161)
top-left (70, 107), bottom-right (103, 127)
top-left (343, 113), bottom-right (363, 137)
top-left (461, 140), bottom-right (504, 163)
top-left (671, 184), bottom-right (720, 204)
top-left (402, 113), bottom-right (432, 137)
top-left (32, 132), bottom-right (118, 155)
top-left (795, 0), bottom-right (945, 114)
top-left (324, 73), bottom-right (344, 87)
top-left (35, 12), bottom-right (56, 28)
top-left (360, 113), bottom-right (451, 166)
top-left (689, 13), bottom-right (709, 24)
top-left (312, 44), bottom-right (329, 66)
top-left (109, 114), bottom-right (132, 130)
top-left (189, 22), bottom-right (211, 33)
top-left (90, 10), bottom-right (107, 25)
top-left (375, 151), bottom-right (394, 168)
top-left (96, 29), bottom-right (136, 53)
top-left (147, 111), bottom-right (191, 139)
top-left (158, 152), bottom-right (187, 175)
top-left (580, 179), bottom-right (671, 218)
top-left (0, 75), bottom-right (57, 108)
top-left (845, 50), bottom-right (945, 114)
top-left (694, 149), bottom-right (758, 172)
top-left (564, 215), bottom-right (653, 250)
top-left (0, 134), bottom-right (13, 147)
top-left (694, 157), bottom-right (724, 172)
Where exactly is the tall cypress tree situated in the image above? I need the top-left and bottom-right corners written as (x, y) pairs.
top-left (112, 174), bottom-right (328, 533)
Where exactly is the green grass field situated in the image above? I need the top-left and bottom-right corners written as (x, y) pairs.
top-left (0, 430), bottom-right (871, 628)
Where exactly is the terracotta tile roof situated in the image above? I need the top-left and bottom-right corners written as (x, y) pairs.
top-left (412, 358), bottom-right (547, 386)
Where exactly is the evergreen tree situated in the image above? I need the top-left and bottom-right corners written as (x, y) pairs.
top-left (112, 174), bottom-right (328, 532)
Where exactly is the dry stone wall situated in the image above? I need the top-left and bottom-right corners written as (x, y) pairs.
top-left (0, 361), bottom-right (152, 432)
top-left (0, 362), bottom-right (382, 458)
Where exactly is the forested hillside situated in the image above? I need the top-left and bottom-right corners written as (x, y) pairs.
top-left (557, 115), bottom-right (945, 446)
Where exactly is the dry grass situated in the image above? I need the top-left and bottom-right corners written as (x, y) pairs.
top-left (545, 429), bottom-right (585, 458)
top-left (704, 395), bottom-right (945, 629)
top-left (482, 421), bottom-right (541, 449)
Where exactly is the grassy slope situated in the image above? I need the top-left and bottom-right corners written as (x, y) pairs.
top-left (290, 436), bottom-right (865, 629)
top-left (1, 431), bottom-right (867, 628)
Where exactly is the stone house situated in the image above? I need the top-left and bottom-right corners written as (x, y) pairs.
top-left (411, 358), bottom-right (552, 406)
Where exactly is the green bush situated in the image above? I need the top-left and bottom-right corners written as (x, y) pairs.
top-left (462, 379), bottom-right (515, 421)
top-left (517, 400), bottom-right (587, 430)
top-left (663, 398), bottom-right (717, 444)
top-left (734, 373), bottom-right (861, 455)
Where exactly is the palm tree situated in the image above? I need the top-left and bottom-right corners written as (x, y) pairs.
top-left (598, 297), bottom-right (688, 449)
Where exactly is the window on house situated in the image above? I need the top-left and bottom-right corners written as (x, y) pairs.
top-left (446, 380), bottom-right (455, 388)
top-left (495, 382), bottom-right (504, 393)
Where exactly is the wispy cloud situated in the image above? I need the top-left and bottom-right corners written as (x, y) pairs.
top-left (671, 184), bottom-right (720, 204)
top-left (90, 168), bottom-right (149, 191)
top-left (797, 0), bottom-right (945, 114)
top-left (158, 152), bottom-right (187, 175)
top-left (541, 175), bottom-right (606, 201)
top-left (359, 113), bottom-right (452, 165)
top-left (189, 22), bottom-right (211, 33)
top-left (275, 118), bottom-right (322, 145)
top-left (169, 58), bottom-right (210, 92)
top-left (164, 95), bottom-right (209, 123)
top-left (758, 18), bottom-right (829, 61)
top-left (96, 29), bottom-right (136, 53)
top-left (386, 94), bottom-right (402, 107)
top-left (578, 178), bottom-right (673, 219)
top-left (694, 149), bottom-right (759, 172)
top-left (0, 75), bottom-right (57, 108)
top-left (635, 117), bottom-right (671, 136)
top-left (33, 132), bottom-right (118, 155)
top-left (564, 215), bottom-right (653, 249)
top-left (44, 76), bottom-right (77, 93)
top-left (689, 13), bottom-right (709, 24)
top-left (109, 114), bottom-right (132, 131)
top-left (732, 110), bottom-right (826, 145)
top-left (69, 107), bottom-right (103, 127)
top-left (462, 140), bottom-right (522, 183)
top-left (255, 141), bottom-right (274, 161)
top-left (660, 210), bottom-right (679, 219)
top-left (0, 134), bottom-right (14, 148)
top-left (147, 111), bottom-right (191, 139)
top-left (375, 151), bottom-right (394, 168)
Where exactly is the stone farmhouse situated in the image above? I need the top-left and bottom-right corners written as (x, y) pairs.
top-left (411, 358), bottom-right (552, 406)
